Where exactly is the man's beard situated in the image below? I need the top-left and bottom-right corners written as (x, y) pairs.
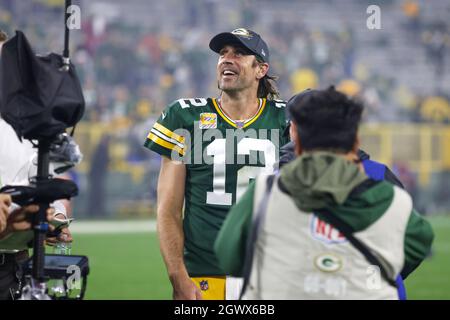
top-left (217, 79), bottom-right (245, 94)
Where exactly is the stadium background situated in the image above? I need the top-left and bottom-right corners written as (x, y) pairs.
top-left (1, 0), bottom-right (449, 299)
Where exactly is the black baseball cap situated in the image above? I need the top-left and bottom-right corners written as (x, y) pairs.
top-left (209, 28), bottom-right (270, 63)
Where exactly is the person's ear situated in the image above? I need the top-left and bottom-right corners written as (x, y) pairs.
top-left (256, 62), bottom-right (269, 80)
top-left (290, 121), bottom-right (303, 156)
top-left (353, 135), bottom-right (360, 153)
top-left (288, 120), bottom-right (294, 141)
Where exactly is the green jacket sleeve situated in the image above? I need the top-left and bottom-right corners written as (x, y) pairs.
top-left (214, 181), bottom-right (255, 277)
top-left (402, 209), bottom-right (434, 278)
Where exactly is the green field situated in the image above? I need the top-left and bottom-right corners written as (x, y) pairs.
top-left (403, 216), bottom-right (450, 299)
top-left (69, 216), bottom-right (450, 300)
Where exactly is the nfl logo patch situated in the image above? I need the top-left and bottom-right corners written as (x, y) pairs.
top-left (199, 113), bottom-right (217, 129)
top-left (200, 280), bottom-right (209, 291)
top-left (310, 214), bottom-right (347, 244)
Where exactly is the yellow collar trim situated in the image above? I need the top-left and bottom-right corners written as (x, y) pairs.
top-left (211, 98), bottom-right (266, 128)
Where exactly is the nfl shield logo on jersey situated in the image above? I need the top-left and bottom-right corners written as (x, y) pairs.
top-left (200, 280), bottom-right (209, 291)
top-left (310, 214), bottom-right (348, 244)
top-left (199, 113), bottom-right (217, 129)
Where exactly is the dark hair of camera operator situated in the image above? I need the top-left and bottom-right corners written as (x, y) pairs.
top-left (289, 87), bottom-right (363, 153)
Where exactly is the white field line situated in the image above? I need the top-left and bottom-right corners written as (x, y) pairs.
top-left (70, 220), bottom-right (156, 234)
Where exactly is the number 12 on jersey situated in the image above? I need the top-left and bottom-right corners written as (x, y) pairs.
top-left (206, 138), bottom-right (277, 206)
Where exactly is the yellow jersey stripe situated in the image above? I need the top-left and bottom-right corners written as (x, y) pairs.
top-left (150, 128), bottom-right (185, 149)
top-left (211, 98), bottom-right (267, 128)
top-left (212, 98), bottom-right (236, 127)
top-left (148, 133), bottom-right (185, 156)
top-left (244, 98), bottom-right (266, 128)
top-left (153, 122), bottom-right (185, 143)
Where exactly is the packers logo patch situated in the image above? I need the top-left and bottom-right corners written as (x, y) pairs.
top-left (314, 253), bottom-right (343, 273)
top-left (200, 280), bottom-right (209, 291)
top-left (232, 28), bottom-right (252, 39)
top-left (199, 113), bottom-right (217, 129)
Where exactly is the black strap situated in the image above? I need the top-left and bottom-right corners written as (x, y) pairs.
top-left (240, 174), bottom-right (275, 299)
top-left (70, 125), bottom-right (76, 137)
top-left (315, 209), bottom-right (398, 288)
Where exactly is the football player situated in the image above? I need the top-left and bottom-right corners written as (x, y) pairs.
top-left (144, 28), bottom-right (289, 299)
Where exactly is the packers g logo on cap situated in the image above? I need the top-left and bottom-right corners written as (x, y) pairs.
top-left (231, 28), bottom-right (252, 39)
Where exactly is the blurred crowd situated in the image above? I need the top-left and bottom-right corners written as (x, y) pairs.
top-left (1, 0), bottom-right (449, 216)
top-left (1, 0), bottom-right (449, 126)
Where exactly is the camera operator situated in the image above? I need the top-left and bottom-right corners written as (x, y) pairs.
top-left (1, 28), bottom-right (73, 243)
top-left (0, 29), bottom-right (73, 299)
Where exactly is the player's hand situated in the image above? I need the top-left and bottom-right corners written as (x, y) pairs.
top-left (171, 274), bottom-right (203, 300)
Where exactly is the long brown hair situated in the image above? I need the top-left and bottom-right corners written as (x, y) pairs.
top-left (253, 58), bottom-right (279, 100)
top-left (257, 74), bottom-right (279, 100)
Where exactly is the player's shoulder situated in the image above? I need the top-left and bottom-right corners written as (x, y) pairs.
top-left (165, 97), bottom-right (213, 113)
top-left (265, 99), bottom-right (288, 122)
top-left (265, 98), bottom-right (287, 110)
top-left (160, 97), bottom-right (213, 124)
top-left (262, 99), bottom-right (289, 134)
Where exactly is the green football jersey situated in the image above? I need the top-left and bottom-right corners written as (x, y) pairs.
top-left (144, 97), bottom-right (289, 276)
